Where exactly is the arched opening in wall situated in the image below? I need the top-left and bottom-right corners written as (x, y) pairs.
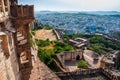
top-left (76, 55), bottom-right (80, 60)
top-left (17, 27), bottom-right (28, 45)
top-left (17, 27), bottom-right (27, 38)
top-left (0, 37), bottom-right (3, 53)
top-left (20, 51), bottom-right (27, 62)
top-left (20, 51), bottom-right (29, 69)
top-left (0, 23), bottom-right (5, 31)
top-left (4, 0), bottom-right (9, 12)
top-left (17, 27), bottom-right (23, 34)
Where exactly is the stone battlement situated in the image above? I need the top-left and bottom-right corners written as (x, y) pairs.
top-left (56, 68), bottom-right (120, 80)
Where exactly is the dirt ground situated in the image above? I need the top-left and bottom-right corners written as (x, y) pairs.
top-left (35, 29), bottom-right (57, 41)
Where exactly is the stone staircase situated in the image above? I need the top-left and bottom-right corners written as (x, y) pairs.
top-left (17, 32), bottom-right (27, 45)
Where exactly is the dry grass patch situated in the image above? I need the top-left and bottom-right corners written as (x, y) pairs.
top-left (35, 29), bottom-right (57, 41)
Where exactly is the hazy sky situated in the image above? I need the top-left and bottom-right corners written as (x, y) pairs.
top-left (18, 0), bottom-right (120, 11)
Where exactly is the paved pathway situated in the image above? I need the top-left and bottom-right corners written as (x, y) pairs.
top-left (83, 50), bottom-right (103, 68)
top-left (29, 58), bottom-right (60, 80)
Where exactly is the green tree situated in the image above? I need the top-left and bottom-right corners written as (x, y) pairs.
top-left (36, 39), bottom-right (50, 47)
top-left (54, 41), bottom-right (74, 53)
top-left (76, 60), bottom-right (89, 69)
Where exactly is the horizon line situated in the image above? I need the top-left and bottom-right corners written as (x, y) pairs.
top-left (35, 10), bottom-right (120, 12)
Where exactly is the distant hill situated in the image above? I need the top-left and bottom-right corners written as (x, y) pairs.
top-left (81, 11), bottom-right (120, 15)
top-left (36, 11), bottom-right (120, 15)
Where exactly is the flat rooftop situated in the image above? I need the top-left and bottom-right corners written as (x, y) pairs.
top-left (101, 54), bottom-right (115, 64)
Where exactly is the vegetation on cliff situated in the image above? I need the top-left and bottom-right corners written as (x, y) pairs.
top-left (54, 41), bottom-right (74, 53)
top-left (36, 39), bottom-right (74, 71)
top-left (33, 24), bottom-right (74, 71)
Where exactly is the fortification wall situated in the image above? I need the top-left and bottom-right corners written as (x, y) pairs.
top-left (55, 50), bottom-right (83, 65)
top-left (0, 31), bottom-right (21, 80)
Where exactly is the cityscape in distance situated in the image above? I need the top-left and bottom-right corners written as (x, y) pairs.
top-left (35, 11), bottom-right (120, 39)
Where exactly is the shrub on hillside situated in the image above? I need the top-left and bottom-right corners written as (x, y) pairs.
top-left (36, 39), bottom-right (50, 47)
top-left (30, 38), bottom-right (34, 48)
top-left (54, 41), bottom-right (74, 53)
top-left (76, 60), bottom-right (89, 69)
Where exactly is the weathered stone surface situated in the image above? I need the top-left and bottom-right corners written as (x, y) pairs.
top-left (0, 1), bottom-right (60, 80)
top-left (29, 58), bottom-right (60, 80)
